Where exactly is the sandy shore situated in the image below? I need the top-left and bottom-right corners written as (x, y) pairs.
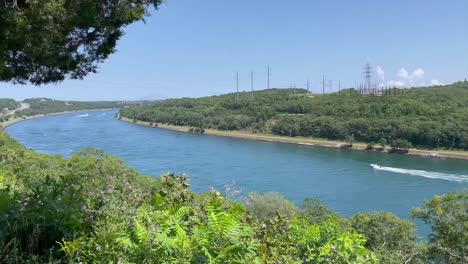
top-left (119, 116), bottom-right (468, 161)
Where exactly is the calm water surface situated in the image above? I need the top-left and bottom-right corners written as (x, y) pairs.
top-left (6, 110), bottom-right (468, 235)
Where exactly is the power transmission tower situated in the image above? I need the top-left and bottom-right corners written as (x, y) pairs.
top-left (338, 80), bottom-right (341, 91)
top-left (250, 70), bottom-right (254, 100)
top-left (363, 63), bottom-right (373, 94)
top-left (236, 71), bottom-right (239, 104)
top-left (306, 79), bottom-right (311, 93)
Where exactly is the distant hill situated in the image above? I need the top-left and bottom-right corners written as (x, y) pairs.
top-left (16, 98), bottom-right (125, 116)
top-left (120, 82), bottom-right (468, 150)
top-left (0, 98), bottom-right (133, 125)
top-left (0, 99), bottom-right (18, 113)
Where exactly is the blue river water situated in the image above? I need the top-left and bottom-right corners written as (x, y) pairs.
top-left (5, 110), bottom-right (468, 236)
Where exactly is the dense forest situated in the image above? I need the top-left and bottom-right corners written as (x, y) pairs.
top-left (0, 132), bottom-right (466, 263)
top-left (120, 82), bottom-right (468, 150)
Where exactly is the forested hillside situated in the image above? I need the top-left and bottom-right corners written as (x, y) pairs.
top-left (17, 98), bottom-right (123, 116)
top-left (0, 98), bottom-right (129, 125)
top-left (1, 132), bottom-right (466, 263)
top-left (0, 99), bottom-right (18, 112)
top-left (120, 82), bottom-right (468, 150)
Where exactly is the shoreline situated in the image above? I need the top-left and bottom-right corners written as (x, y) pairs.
top-left (0, 108), bottom-right (115, 131)
top-left (119, 116), bottom-right (468, 161)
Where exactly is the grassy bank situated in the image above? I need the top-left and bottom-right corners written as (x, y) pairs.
top-left (0, 108), bottom-right (114, 131)
top-left (119, 116), bottom-right (468, 161)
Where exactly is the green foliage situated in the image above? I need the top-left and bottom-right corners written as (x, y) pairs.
top-left (412, 190), bottom-right (468, 263)
top-left (344, 134), bottom-right (355, 148)
top-left (189, 126), bottom-right (205, 134)
top-left (0, 132), bottom-right (160, 262)
top-left (390, 139), bottom-right (412, 151)
top-left (378, 138), bottom-right (387, 148)
top-left (350, 212), bottom-right (424, 264)
top-left (121, 83), bottom-right (468, 150)
top-left (0, 99), bottom-right (18, 112)
top-left (16, 98), bottom-right (124, 116)
top-left (1, 132), bottom-right (466, 263)
top-left (300, 198), bottom-right (349, 227)
top-left (288, 218), bottom-right (377, 263)
top-left (246, 192), bottom-right (299, 223)
top-left (0, 0), bottom-right (163, 84)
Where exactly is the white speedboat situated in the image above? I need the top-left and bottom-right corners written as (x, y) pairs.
top-left (370, 164), bottom-right (382, 169)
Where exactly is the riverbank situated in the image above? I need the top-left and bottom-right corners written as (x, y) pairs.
top-left (119, 116), bottom-right (468, 161)
top-left (0, 108), bottom-right (115, 131)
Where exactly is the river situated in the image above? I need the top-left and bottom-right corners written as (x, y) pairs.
top-left (5, 109), bottom-right (468, 236)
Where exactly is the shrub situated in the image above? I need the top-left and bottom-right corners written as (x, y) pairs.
top-left (389, 139), bottom-right (412, 153)
top-left (189, 126), bottom-right (205, 134)
top-left (350, 212), bottom-right (421, 264)
top-left (378, 138), bottom-right (387, 148)
top-left (246, 192), bottom-right (298, 223)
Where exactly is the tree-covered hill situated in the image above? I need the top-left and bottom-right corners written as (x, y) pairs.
top-left (16, 98), bottom-right (124, 116)
top-left (0, 99), bottom-right (18, 113)
top-left (120, 82), bottom-right (468, 150)
top-left (0, 98), bottom-right (131, 125)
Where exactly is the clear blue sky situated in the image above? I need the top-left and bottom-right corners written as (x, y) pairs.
top-left (1, 0), bottom-right (467, 101)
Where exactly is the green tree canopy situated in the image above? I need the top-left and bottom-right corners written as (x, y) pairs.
top-left (0, 0), bottom-right (163, 85)
top-left (412, 191), bottom-right (468, 264)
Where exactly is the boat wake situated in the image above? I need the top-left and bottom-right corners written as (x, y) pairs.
top-left (370, 164), bottom-right (468, 183)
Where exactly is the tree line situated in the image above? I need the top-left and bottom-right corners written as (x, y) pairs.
top-left (121, 83), bottom-right (468, 150)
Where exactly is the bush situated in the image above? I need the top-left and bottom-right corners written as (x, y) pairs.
top-left (189, 126), bottom-right (205, 134)
top-left (350, 212), bottom-right (422, 264)
top-left (389, 139), bottom-right (412, 154)
top-left (378, 138), bottom-right (387, 148)
top-left (246, 192), bottom-right (298, 223)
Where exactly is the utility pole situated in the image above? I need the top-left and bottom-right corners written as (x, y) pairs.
top-left (250, 70), bottom-right (254, 100)
top-left (236, 71), bottom-right (239, 104)
top-left (321, 75), bottom-right (326, 94)
top-left (267, 66), bottom-right (271, 91)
